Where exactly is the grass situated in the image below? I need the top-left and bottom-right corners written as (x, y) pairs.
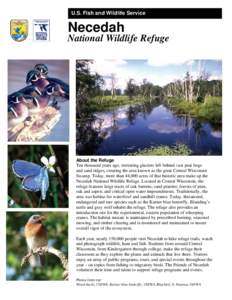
top-left (128, 144), bottom-right (192, 156)
top-left (82, 95), bottom-right (222, 127)
top-left (83, 95), bottom-right (152, 113)
top-left (166, 96), bottom-right (222, 126)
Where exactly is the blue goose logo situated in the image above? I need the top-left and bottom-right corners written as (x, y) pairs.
top-left (33, 19), bottom-right (50, 41)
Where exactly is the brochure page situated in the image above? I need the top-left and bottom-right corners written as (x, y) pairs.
top-left (0, 1), bottom-right (231, 300)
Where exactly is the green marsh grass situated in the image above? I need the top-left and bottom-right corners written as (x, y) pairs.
top-left (128, 144), bottom-right (192, 156)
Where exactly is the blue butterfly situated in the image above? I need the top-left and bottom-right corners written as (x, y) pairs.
top-left (12, 156), bottom-right (56, 200)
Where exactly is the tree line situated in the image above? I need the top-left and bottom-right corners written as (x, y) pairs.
top-left (163, 72), bottom-right (222, 103)
top-left (76, 60), bottom-right (222, 117)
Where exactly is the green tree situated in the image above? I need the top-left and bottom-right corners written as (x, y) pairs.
top-left (125, 78), bottom-right (139, 99)
top-left (76, 60), bottom-right (104, 117)
top-left (140, 79), bottom-right (154, 99)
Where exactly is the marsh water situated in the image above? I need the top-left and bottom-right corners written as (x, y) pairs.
top-left (77, 101), bottom-right (222, 155)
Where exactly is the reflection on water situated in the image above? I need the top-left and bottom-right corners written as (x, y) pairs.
top-left (77, 102), bottom-right (222, 155)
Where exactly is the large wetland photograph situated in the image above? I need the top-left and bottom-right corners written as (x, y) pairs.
top-left (76, 59), bottom-right (222, 155)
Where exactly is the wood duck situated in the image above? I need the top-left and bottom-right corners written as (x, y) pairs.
top-left (34, 64), bottom-right (69, 99)
top-left (8, 93), bottom-right (29, 126)
top-left (26, 69), bottom-right (50, 92)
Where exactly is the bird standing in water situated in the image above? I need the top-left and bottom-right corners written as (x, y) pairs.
top-left (24, 215), bottom-right (48, 266)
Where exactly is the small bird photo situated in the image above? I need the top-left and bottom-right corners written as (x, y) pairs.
top-left (8, 145), bottom-right (69, 208)
top-left (6, 212), bottom-right (68, 281)
top-left (8, 59), bottom-right (69, 142)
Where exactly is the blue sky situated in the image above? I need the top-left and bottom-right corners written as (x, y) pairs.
top-left (90, 59), bottom-right (222, 91)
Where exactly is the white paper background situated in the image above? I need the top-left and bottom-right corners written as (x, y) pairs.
top-left (0, 0), bottom-right (231, 299)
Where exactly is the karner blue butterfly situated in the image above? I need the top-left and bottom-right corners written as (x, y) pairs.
top-left (12, 156), bottom-right (56, 201)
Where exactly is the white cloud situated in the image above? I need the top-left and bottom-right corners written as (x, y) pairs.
top-left (148, 122), bottom-right (185, 134)
top-left (90, 59), bottom-right (127, 76)
top-left (186, 60), bottom-right (195, 66)
top-left (147, 59), bottom-right (194, 67)
top-left (89, 60), bottom-right (129, 90)
top-left (95, 65), bottom-right (184, 89)
top-left (208, 75), bottom-right (222, 81)
top-left (88, 59), bottom-right (220, 91)
top-left (210, 131), bottom-right (222, 138)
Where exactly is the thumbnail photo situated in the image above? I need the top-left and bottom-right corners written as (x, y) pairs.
top-left (76, 59), bottom-right (222, 156)
top-left (6, 212), bottom-right (68, 281)
top-left (8, 145), bottom-right (69, 208)
top-left (8, 60), bottom-right (69, 142)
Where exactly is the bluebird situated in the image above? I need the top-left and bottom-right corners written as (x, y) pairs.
top-left (24, 215), bottom-right (48, 266)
